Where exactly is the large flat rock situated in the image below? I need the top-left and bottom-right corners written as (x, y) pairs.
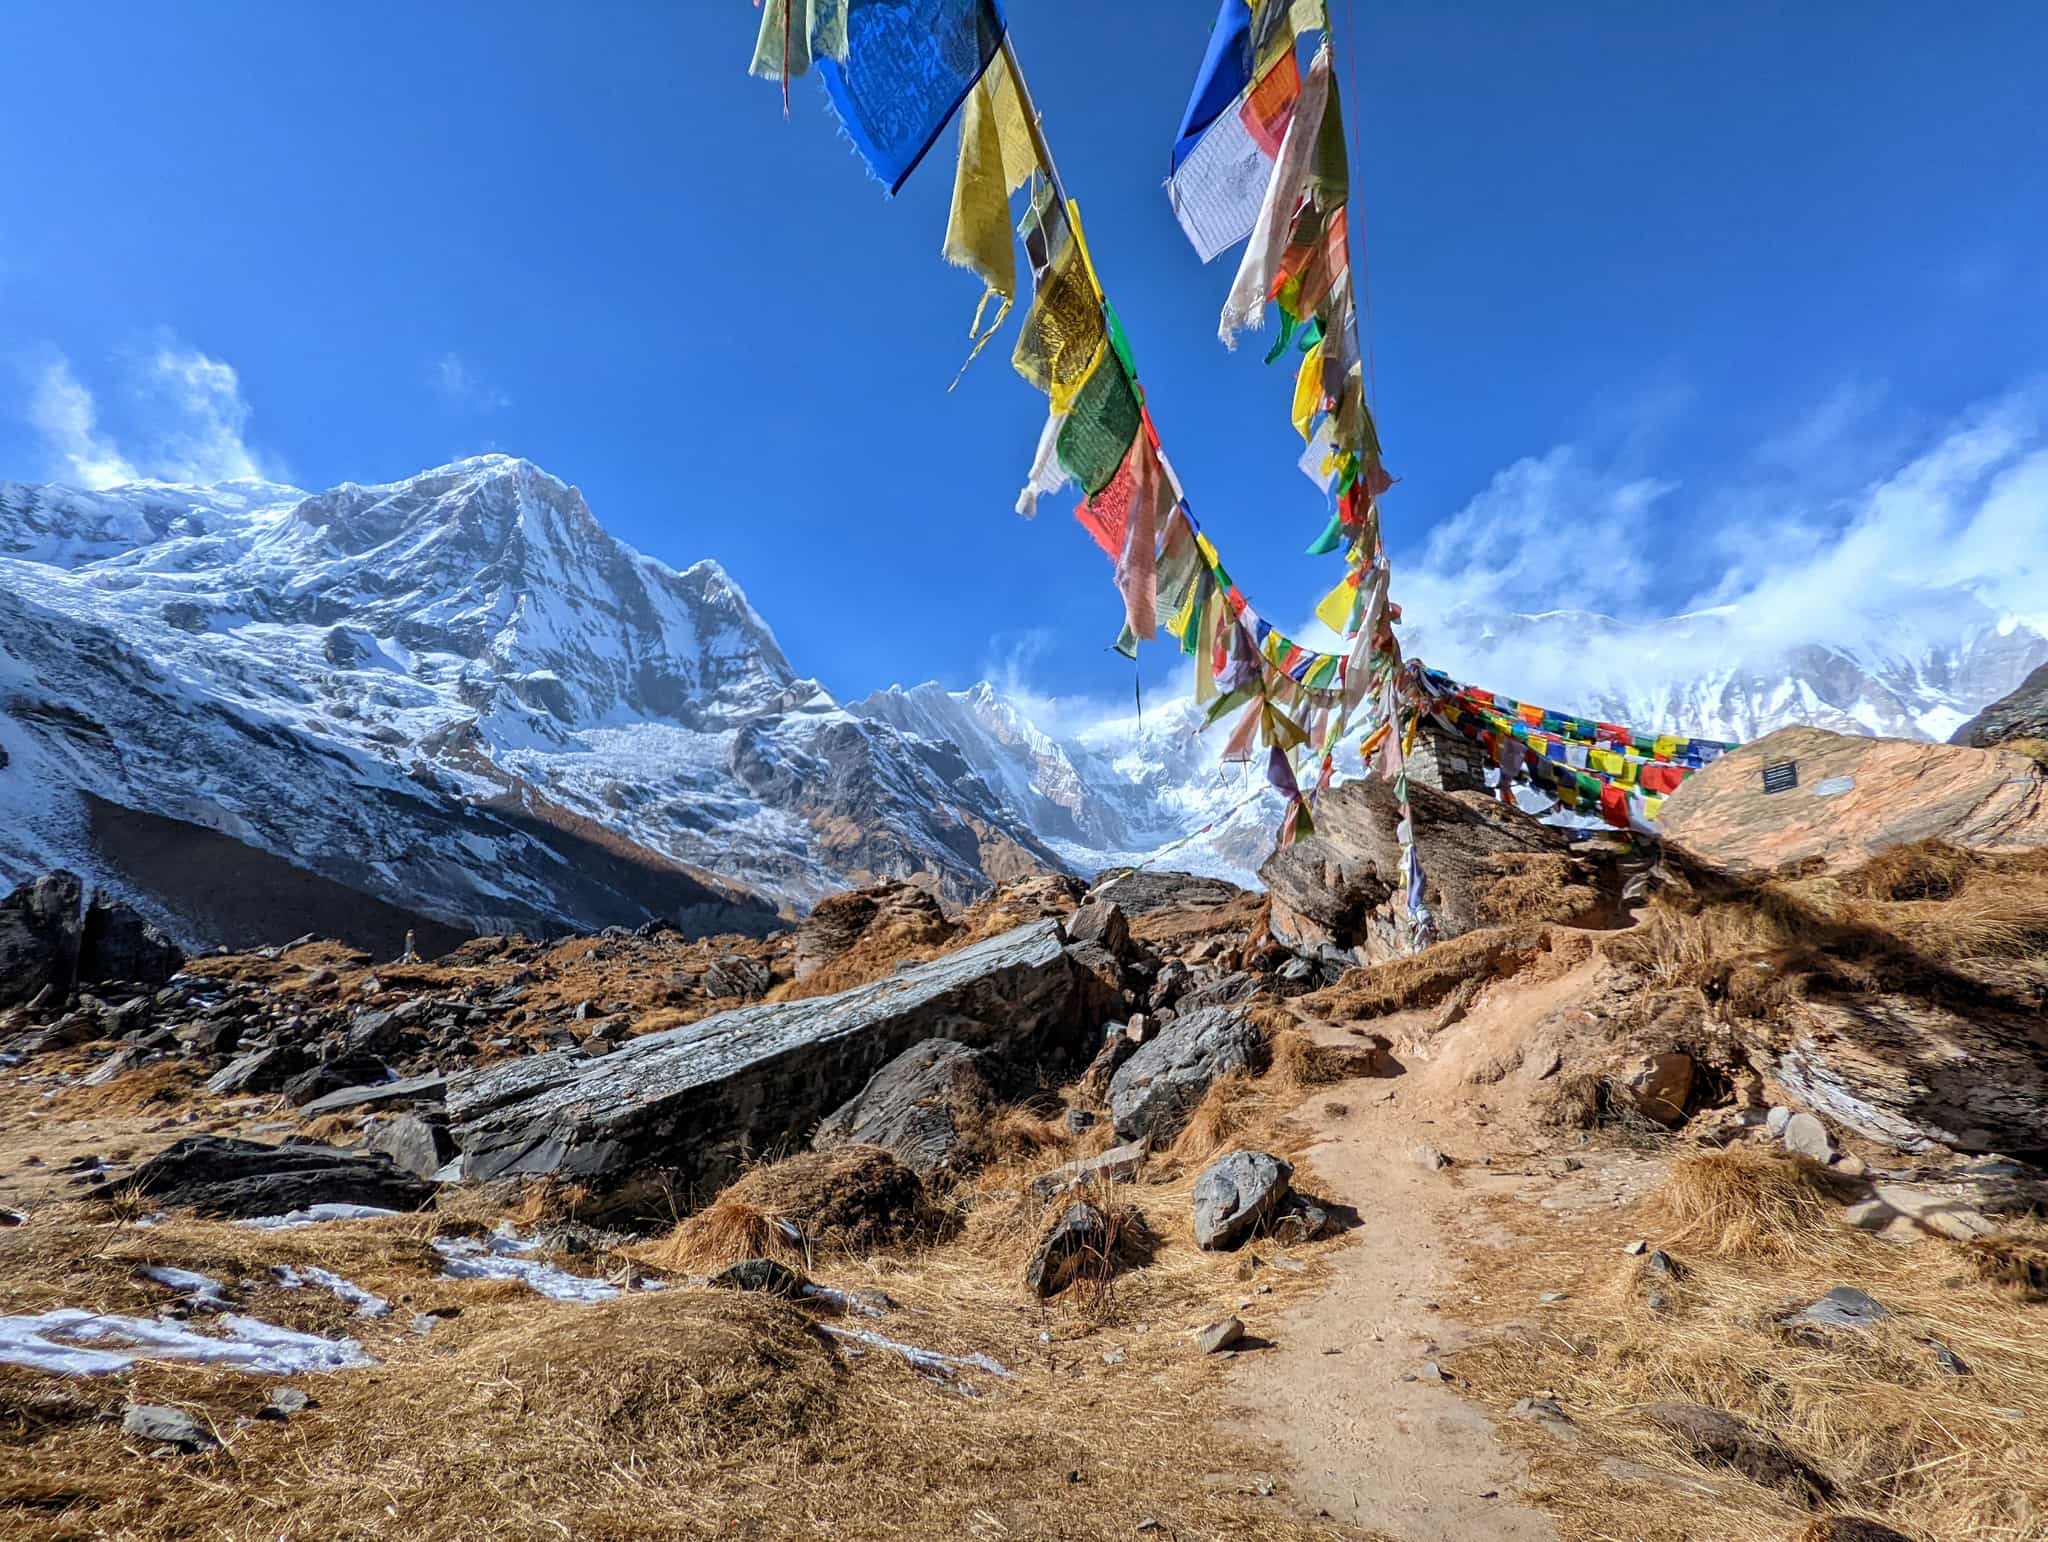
top-left (447, 920), bottom-right (1084, 1217)
top-left (1659, 726), bottom-right (2048, 881)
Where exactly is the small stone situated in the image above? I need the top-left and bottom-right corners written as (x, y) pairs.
top-left (1123, 1013), bottom-right (1154, 1045)
top-left (1783, 1286), bottom-right (1888, 1332)
top-left (1766, 1105), bottom-right (1793, 1138)
top-left (1644, 1249), bottom-right (1683, 1279)
top-left (1414, 1144), bottom-right (1450, 1172)
top-left (711, 1258), bottom-right (808, 1298)
top-left (1420, 1359), bottom-right (1447, 1383)
top-left (1781, 1111), bottom-right (1835, 1162)
top-left (1064, 1107), bottom-right (1096, 1134)
top-left (1623, 1239), bottom-right (1647, 1256)
top-left (1101, 1348), bottom-right (1126, 1366)
top-left (1621, 1052), bottom-right (1694, 1126)
top-left (1539, 1291), bottom-right (1568, 1303)
top-left (122, 1403), bottom-right (218, 1451)
top-left (1196, 1316), bottom-right (1244, 1354)
top-left (259, 1386), bottom-right (312, 1420)
top-left (1831, 1153), bottom-right (1868, 1178)
top-left (1929, 1340), bottom-right (1972, 1377)
top-left (1191, 1149), bottom-right (1293, 1251)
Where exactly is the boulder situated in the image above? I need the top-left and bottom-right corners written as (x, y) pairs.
top-left (1260, 778), bottom-right (1606, 964)
top-left (702, 954), bottom-right (772, 1000)
top-left (1176, 972), bottom-right (1261, 1014)
top-left (1659, 726), bottom-right (2048, 882)
top-left (1087, 870), bottom-right (1246, 917)
top-left (1023, 1200), bottom-right (1107, 1298)
top-left (284, 1055), bottom-right (393, 1108)
top-left (811, 1039), bottom-right (995, 1178)
top-left (0, 871), bottom-right (85, 1008)
top-left (446, 921), bottom-right (1087, 1218)
top-left (1108, 1006), bottom-right (1268, 1144)
top-left (297, 1072), bottom-right (448, 1120)
top-left (1030, 1141), bottom-right (1144, 1201)
top-left (1064, 900), bottom-right (1131, 958)
top-left (1075, 1032), bottom-right (1138, 1107)
top-left (99, 1135), bottom-right (434, 1218)
top-left (78, 895), bottom-right (183, 988)
top-left (365, 1112), bottom-right (458, 1180)
top-left (1621, 1052), bottom-right (1694, 1126)
top-left (205, 1045), bottom-right (311, 1096)
top-left (1190, 1150), bottom-right (1294, 1250)
top-left (1951, 660), bottom-right (2048, 750)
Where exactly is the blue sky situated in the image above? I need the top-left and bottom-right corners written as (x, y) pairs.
top-left (3, 1), bottom-right (2045, 711)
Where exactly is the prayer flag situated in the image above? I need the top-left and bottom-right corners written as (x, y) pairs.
top-left (818, 0), bottom-right (1006, 195)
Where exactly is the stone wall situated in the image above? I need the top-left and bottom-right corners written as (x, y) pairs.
top-left (1408, 721), bottom-right (1491, 796)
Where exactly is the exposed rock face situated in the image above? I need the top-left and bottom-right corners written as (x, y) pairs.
top-left (1261, 779), bottom-right (1608, 964)
top-left (0, 871), bottom-right (85, 1007)
top-left (102, 1136), bottom-right (435, 1218)
top-left (365, 1113), bottom-right (458, 1181)
top-left (1190, 1150), bottom-right (1293, 1250)
top-left (0, 871), bottom-right (183, 1008)
top-left (1951, 661), bottom-right (2048, 749)
top-left (811, 1039), bottom-right (995, 1178)
top-left (1770, 994), bottom-right (2048, 1155)
top-left (447, 921), bottom-right (1087, 1218)
top-left (1108, 1006), bottom-right (1268, 1144)
top-left (1659, 726), bottom-right (2048, 881)
top-left (1086, 871), bottom-right (1246, 917)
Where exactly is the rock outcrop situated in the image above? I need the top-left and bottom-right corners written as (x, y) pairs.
top-left (101, 1136), bottom-right (435, 1218)
top-left (1951, 661), bottom-right (2048, 750)
top-left (447, 921), bottom-right (1089, 1217)
top-left (0, 871), bottom-right (183, 1009)
top-left (811, 1038), bottom-right (996, 1178)
top-left (1659, 726), bottom-right (2048, 881)
top-left (1261, 778), bottom-right (1611, 964)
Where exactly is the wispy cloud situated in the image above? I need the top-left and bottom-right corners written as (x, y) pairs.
top-left (28, 355), bottom-right (138, 489)
top-left (432, 352), bottom-right (510, 413)
top-left (20, 339), bottom-right (276, 489)
top-left (1376, 380), bottom-right (2048, 706)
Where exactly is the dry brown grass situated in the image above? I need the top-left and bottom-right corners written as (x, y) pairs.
top-left (1475, 851), bottom-right (1608, 927)
top-left (0, 1053), bottom-right (1355, 1542)
top-left (1646, 1150), bottom-right (1853, 1259)
top-left (1455, 1153), bottom-right (2048, 1542)
top-left (1303, 923), bottom-right (1587, 1021)
top-left (1995, 734), bottom-right (2048, 769)
top-left (640, 1145), bottom-right (940, 1273)
top-left (1618, 840), bottom-right (2048, 1011)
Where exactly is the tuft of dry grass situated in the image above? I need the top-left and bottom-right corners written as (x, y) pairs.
top-left (1962, 1233), bottom-right (2048, 1300)
top-left (641, 1146), bottom-right (939, 1273)
top-left (1456, 1155), bottom-right (2048, 1542)
top-left (1304, 924), bottom-right (1585, 1020)
top-left (1645, 1150), bottom-right (1851, 1259)
top-left (1619, 840), bottom-right (2048, 1012)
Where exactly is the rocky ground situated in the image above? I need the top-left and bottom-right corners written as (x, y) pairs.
top-left (3, 723), bottom-right (2047, 1541)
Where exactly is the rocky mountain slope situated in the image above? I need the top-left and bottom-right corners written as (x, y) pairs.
top-left (0, 458), bottom-right (1063, 945)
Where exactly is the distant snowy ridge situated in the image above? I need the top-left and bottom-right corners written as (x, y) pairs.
top-left (1, 454), bottom-right (2040, 948)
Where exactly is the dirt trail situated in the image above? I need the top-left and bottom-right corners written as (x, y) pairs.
top-left (1226, 998), bottom-right (1663, 1541)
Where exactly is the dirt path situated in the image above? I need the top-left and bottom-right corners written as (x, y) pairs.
top-left (1224, 998), bottom-right (1665, 1541)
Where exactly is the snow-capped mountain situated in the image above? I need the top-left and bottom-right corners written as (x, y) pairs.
top-left (0, 457), bottom-right (1064, 944)
top-left (3, 453), bottom-right (2040, 951)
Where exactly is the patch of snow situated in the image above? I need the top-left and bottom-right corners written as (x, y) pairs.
top-left (138, 1264), bottom-right (231, 1310)
top-left (270, 1264), bottom-right (391, 1319)
top-left (820, 1324), bottom-right (1011, 1395)
top-left (235, 1203), bottom-right (403, 1231)
top-left (431, 1236), bottom-right (618, 1302)
top-left (0, 1309), bottom-right (374, 1376)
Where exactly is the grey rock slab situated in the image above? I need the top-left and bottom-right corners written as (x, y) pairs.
top-left (97, 1135), bottom-right (433, 1219)
top-left (1030, 1141), bottom-right (1144, 1201)
top-left (1191, 1150), bottom-right (1294, 1251)
top-left (1783, 1286), bottom-right (1888, 1332)
top-left (811, 1038), bottom-right (994, 1179)
top-left (122, 1403), bottom-right (218, 1451)
top-left (448, 921), bottom-right (1084, 1218)
top-left (365, 1113), bottom-right (458, 1180)
top-left (1196, 1316), bottom-right (1245, 1354)
top-left (1107, 1005), bottom-right (1266, 1144)
top-left (298, 1072), bottom-right (448, 1120)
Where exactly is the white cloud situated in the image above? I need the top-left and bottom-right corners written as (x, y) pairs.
top-left (1380, 380), bottom-right (2048, 707)
top-left (20, 341), bottom-right (275, 489)
top-left (141, 345), bottom-right (264, 483)
top-left (432, 352), bottom-right (510, 413)
top-left (28, 356), bottom-right (138, 490)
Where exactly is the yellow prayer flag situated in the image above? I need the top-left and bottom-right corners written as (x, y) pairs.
top-left (1292, 340), bottom-right (1325, 441)
top-left (1313, 574), bottom-right (1355, 634)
